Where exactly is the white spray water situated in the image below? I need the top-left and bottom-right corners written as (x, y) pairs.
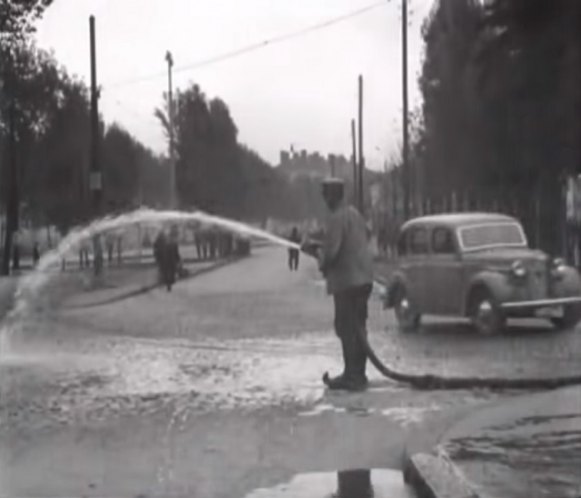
top-left (0, 208), bottom-right (300, 358)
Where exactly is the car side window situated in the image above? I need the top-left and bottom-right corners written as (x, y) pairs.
top-left (432, 227), bottom-right (455, 254)
top-left (409, 227), bottom-right (429, 255)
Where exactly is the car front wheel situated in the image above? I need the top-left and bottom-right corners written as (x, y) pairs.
top-left (394, 287), bottom-right (421, 333)
top-left (551, 305), bottom-right (581, 330)
top-left (470, 290), bottom-right (505, 336)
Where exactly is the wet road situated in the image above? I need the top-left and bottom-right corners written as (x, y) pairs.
top-left (0, 246), bottom-right (505, 497)
top-left (441, 386), bottom-right (581, 498)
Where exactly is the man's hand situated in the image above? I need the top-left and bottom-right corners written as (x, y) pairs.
top-left (300, 239), bottom-right (321, 258)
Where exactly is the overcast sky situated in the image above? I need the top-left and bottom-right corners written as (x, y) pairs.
top-left (35, 0), bottom-right (435, 170)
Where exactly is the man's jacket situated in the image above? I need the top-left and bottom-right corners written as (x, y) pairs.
top-left (318, 204), bottom-right (374, 295)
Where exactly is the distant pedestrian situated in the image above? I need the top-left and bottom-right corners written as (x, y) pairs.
top-left (209, 228), bottom-right (217, 260)
top-left (217, 230), bottom-right (225, 258)
top-left (106, 234), bottom-right (115, 264)
top-left (194, 228), bottom-right (203, 260)
top-left (11, 237), bottom-right (20, 271)
top-left (153, 229), bottom-right (167, 284)
top-left (32, 242), bottom-right (40, 267)
top-left (116, 234), bottom-right (123, 264)
top-left (288, 226), bottom-right (301, 271)
top-left (160, 225), bottom-right (181, 292)
top-left (79, 242), bottom-right (90, 269)
top-left (200, 229), bottom-right (209, 260)
top-left (92, 234), bottom-right (104, 275)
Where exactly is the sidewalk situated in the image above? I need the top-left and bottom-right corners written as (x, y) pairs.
top-left (433, 386), bottom-right (581, 498)
top-left (62, 256), bottom-right (240, 309)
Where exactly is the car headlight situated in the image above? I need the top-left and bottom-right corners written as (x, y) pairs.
top-left (511, 260), bottom-right (527, 278)
top-left (551, 257), bottom-right (566, 278)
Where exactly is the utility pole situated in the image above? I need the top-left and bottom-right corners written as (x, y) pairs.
top-left (1, 94), bottom-right (17, 276)
top-left (165, 50), bottom-right (176, 209)
top-left (402, 0), bottom-right (410, 220)
top-left (357, 75), bottom-right (364, 214)
top-left (89, 15), bottom-right (103, 278)
top-left (351, 119), bottom-right (357, 207)
top-left (383, 159), bottom-right (388, 230)
top-left (392, 166), bottom-right (399, 223)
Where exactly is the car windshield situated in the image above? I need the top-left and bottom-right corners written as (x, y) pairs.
top-left (458, 222), bottom-right (527, 251)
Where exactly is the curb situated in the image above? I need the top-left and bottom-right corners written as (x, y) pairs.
top-left (401, 397), bottom-right (494, 498)
top-left (65, 256), bottom-right (245, 309)
top-left (403, 452), bottom-right (482, 498)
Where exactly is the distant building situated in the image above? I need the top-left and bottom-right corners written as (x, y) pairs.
top-left (280, 151), bottom-right (290, 168)
top-left (278, 147), bottom-right (354, 181)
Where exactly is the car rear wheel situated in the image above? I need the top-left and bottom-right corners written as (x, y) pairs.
top-left (470, 290), bottom-right (505, 336)
top-left (551, 305), bottom-right (581, 330)
top-left (394, 287), bottom-right (421, 333)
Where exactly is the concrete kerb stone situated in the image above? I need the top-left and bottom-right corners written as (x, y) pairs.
top-left (403, 451), bottom-right (483, 498)
top-left (401, 397), bottom-right (495, 498)
top-left (371, 271), bottom-right (581, 497)
top-left (65, 255), bottom-right (246, 309)
top-left (401, 390), bottom-right (538, 498)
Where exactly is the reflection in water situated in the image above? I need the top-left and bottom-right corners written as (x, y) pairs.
top-left (336, 469), bottom-right (374, 497)
top-left (243, 468), bottom-right (411, 498)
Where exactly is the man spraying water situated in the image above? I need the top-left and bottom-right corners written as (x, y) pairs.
top-left (302, 177), bottom-right (374, 391)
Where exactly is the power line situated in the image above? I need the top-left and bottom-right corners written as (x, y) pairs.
top-left (111, 98), bottom-right (152, 120)
top-left (105, 1), bottom-right (388, 90)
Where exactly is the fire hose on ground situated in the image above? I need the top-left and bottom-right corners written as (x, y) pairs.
top-left (299, 243), bottom-right (581, 391)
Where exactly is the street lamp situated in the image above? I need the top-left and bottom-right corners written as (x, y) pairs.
top-left (165, 50), bottom-right (176, 209)
top-left (401, 0), bottom-right (410, 219)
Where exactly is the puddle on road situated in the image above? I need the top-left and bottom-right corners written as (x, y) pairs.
top-left (0, 318), bottom-right (495, 436)
top-left (444, 414), bottom-right (581, 498)
top-left (1, 326), bottom-right (383, 431)
top-left (244, 468), bottom-right (413, 498)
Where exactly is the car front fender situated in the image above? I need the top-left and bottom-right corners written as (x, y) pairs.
top-left (552, 266), bottom-right (581, 297)
top-left (464, 271), bottom-right (512, 315)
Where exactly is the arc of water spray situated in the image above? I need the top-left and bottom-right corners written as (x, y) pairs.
top-left (0, 208), bottom-right (300, 355)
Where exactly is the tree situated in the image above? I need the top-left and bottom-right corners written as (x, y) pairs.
top-left (1, 0), bottom-right (55, 273)
top-left (417, 0), bottom-right (581, 252)
top-left (1, 0), bottom-right (54, 48)
top-left (31, 72), bottom-right (92, 233)
top-left (157, 83), bottom-right (246, 215)
top-left (102, 123), bottom-right (141, 211)
top-left (0, 43), bottom-right (63, 271)
top-left (0, 41), bottom-right (168, 248)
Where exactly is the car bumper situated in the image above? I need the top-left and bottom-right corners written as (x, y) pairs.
top-left (501, 296), bottom-right (581, 309)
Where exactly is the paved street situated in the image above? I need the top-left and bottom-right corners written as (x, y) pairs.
top-left (1, 246), bottom-right (580, 496)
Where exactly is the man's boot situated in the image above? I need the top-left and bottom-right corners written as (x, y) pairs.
top-left (343, 344), bottom-right (368, 391)
top-left (323, 337), bottom-right (349, 388)
top-left (324, 336), bottom-right (367, 391)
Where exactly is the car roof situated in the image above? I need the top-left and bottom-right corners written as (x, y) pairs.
top-left (401, 212), bottom-right (518, 231)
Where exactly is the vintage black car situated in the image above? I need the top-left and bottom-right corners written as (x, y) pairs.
top-left (384, 213), bottom-right (581, 334)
